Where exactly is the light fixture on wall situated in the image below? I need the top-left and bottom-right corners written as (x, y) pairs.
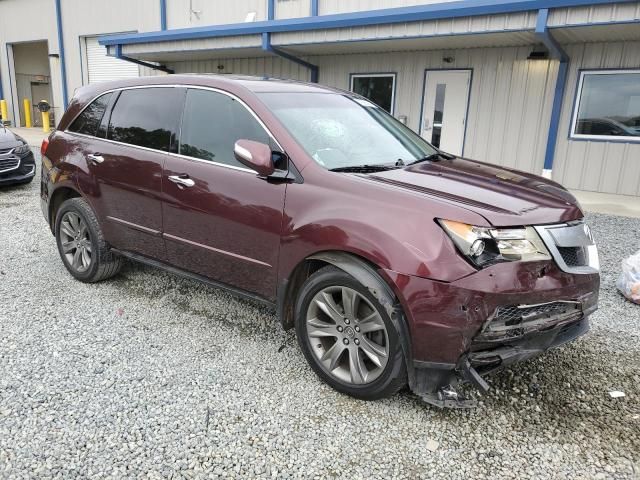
top-left (527, 49), bottom-right (549, 60)
top-left (217, 65), bottom-right (224, 71)
top-left (442, 56), bottom-right (455, 64)
top-left (48, 53), bottom-right (60, 59)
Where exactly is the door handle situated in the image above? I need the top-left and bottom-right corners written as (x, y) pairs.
top-left (168, 175), bottom-right (195, 188)
top-left (87, 153), bottom-right (104, 164)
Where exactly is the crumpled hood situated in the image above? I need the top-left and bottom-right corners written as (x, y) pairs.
top-left (365, 157), bottom-right (583, 227)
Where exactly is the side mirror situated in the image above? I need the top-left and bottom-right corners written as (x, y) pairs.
top-left (234, 139), bottom-right (275, 177)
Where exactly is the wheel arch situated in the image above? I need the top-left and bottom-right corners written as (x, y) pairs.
top-left (278, 250), bottom-right (416, 388)
top-left (48, 186), bottom-right (82, 233)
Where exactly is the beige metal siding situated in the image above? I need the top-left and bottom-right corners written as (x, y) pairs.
top-left (552, 41), bottom-right (640, 196)
top-left (166, 0), bottom-right (267, 28)
top-left (122, 35), bottom-right (263, 57)
top-left (276, 0), bottom-right (312, 19)
top-left (548, 1), bottom-right (640, 26)
top-left (167, 56), bottom-right (312, 81)
top-left (271, 12), bottom-right (538, 45)
top-left (319, 0), bottom-right (456, 15)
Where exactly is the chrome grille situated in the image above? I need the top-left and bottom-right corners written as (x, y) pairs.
top-left (0, 157), bottom-right (20, 173)
top-left (535, 221), bottom-right (599, 274)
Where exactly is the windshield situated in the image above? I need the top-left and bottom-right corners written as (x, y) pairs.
top-left (258, 92), bottom-right (438, 169)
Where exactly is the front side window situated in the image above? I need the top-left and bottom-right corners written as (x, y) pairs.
top-left (350, 74), bottom-right (396, 114)
top-left (572, 70), bottom-right (640, 140)
top-left (179, 89), bottom-right (270, 167)
top-left (259, 92), bottom-right (437, 170)
top-left (107, 87), bottom-right (184, 151)
top-left (68, 92), bottom-right (112, 136)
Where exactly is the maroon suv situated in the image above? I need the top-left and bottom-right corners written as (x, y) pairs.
top-left (41, 75), bottom-right (599, 407)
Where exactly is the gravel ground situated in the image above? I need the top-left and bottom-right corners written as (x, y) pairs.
top-left (0, 158), bottom-right (639, 479)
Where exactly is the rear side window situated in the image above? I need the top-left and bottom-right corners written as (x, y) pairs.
top-left (68, 92), bottom-right (112, 136)
top-left (179, 89), bottom-right (270, 167)
top-left (107, 87), bottom-right (183, 152)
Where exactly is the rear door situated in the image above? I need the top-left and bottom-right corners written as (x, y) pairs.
top-left (161, 88), bottom-right (287, 300)
top-left (80, 86), bottom-right (184, 259)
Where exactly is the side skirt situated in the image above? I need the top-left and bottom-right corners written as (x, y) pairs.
top-left (111, 249), bottom-right (276, 309)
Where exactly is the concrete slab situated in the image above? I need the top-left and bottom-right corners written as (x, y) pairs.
top-left (571, 189), bottom-right (640, 219)
top-left (10, 127), bottom-right (49, 148)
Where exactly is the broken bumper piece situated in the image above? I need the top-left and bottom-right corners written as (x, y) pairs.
top-left (414, 305), bottom-right (592, 409)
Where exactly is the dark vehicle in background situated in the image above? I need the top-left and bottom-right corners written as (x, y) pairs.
top-left (40, 75), bottom-right (600, 407)
top-left (0, 126), bottom-right (36, 186)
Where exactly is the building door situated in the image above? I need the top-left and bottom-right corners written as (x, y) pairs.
top-left (420, 69), bottom-right (471, 156)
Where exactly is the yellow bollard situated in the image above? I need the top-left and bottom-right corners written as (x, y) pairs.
top-left (0, 99), bottom-right (8, 124)
top-left (41, 110), bottom-right (51, 132)
top-left (23, 98), bottom-right (32, 128)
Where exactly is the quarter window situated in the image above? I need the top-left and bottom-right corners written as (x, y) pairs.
top-left (350, 74), bottom-right (396, 114)
top-left (179, 89), bottom-right (270, 167)
top-left (68, 92), bottom-right (112, 136)
top-left (571, 70), bottom-right (640, 140)
top-left (107, 87), bottom-right (184, 151)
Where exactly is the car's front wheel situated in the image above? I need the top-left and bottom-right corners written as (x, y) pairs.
top-left (55, 197), bottom-right (123, 283)
top-left (295, 266), bottom-right (406, 400)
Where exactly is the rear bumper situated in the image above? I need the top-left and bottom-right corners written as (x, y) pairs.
top-left (382, 260), bottom-right (599, 394)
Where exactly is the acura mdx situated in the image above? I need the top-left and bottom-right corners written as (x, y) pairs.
top-left (40, 75), bottom-right (599, 407)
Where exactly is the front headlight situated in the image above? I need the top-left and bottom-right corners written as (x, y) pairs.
top-left (439, 219), bottom-right (551, 267)
top-left (13, 143), bottom-right (30, 155)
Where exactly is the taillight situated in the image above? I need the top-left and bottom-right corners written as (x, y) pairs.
top-left (41, 138), bottom-right (49, 156)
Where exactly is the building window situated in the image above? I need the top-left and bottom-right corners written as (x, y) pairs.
top-left (350, 73), bottom-right (396, 114)
top-left (571, 70), bottom-right (640, 141)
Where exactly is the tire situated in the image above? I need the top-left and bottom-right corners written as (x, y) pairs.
top-left (295, 265), bottom-right (406, 400)
top-left (54, 197), bottom-right (123, 283)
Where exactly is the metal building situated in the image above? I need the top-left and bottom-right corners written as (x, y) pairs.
top-left (1, 0), bottom-right (639, 197)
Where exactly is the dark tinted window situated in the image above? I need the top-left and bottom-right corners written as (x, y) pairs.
top-left (179, 89), bottom-right (270, 167)
top-left (574, 71), bottom-right (640, 138)
top-left (68, 92), bottom-right (112, 136)
top-left (107, 88), bottom-right (184, 151)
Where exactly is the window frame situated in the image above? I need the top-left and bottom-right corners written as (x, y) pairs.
top-left (569, 68), bottom-right (640, 144)
top-left (67, 91), bottom-right (113, 137)
top-left (349, 73), bottom-right (397, 115)
top-left (65, 85), bottom-right (284, 174)
top-left (176, 87), bottom-right (277, 172)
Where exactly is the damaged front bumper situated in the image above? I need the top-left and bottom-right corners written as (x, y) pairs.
top-left (382, 260), bottom-right (599, 407)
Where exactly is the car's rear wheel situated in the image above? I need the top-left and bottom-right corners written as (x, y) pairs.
top-left (55, 198), bottom-right (123, 283)
top-left (295, 266), bottom-right (406, 400)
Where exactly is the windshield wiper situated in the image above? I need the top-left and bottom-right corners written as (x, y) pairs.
top-left (329, 164), bottom-right (400, 173)
top-left (408, 152), bottom-right (454, 165)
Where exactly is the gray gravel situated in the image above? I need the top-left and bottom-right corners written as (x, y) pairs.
top-left (0, 158), bottom-right (639, 479)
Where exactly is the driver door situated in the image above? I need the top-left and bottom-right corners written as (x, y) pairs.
top-left (161, 88), bottom-right (286, 300)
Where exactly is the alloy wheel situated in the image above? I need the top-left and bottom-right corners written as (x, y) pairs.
top-left (306, 286), bottom-right (390, 385)
top-left (59, 212), bottom-right (92, 273)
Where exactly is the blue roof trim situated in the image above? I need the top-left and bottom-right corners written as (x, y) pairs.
top-left (99, 0), bottom-right (638, 47)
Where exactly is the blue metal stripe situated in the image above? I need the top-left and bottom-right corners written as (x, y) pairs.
top-left (99, 0), bottom-right (638, 46)
top-left (543, 60), bottom-right (568, 170)
top-left (0, 63), bottom-right (4, 102)
top-left (535, 8), bottom-right (569, 171)
top-left (267, 0), bottom-right (275, 20)
top-left (55, 0), bottom-right (69, 109)
top-left (160, 0), bottom-right (167, 30)
top-left (311, 0), bottom-right (319, 16)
